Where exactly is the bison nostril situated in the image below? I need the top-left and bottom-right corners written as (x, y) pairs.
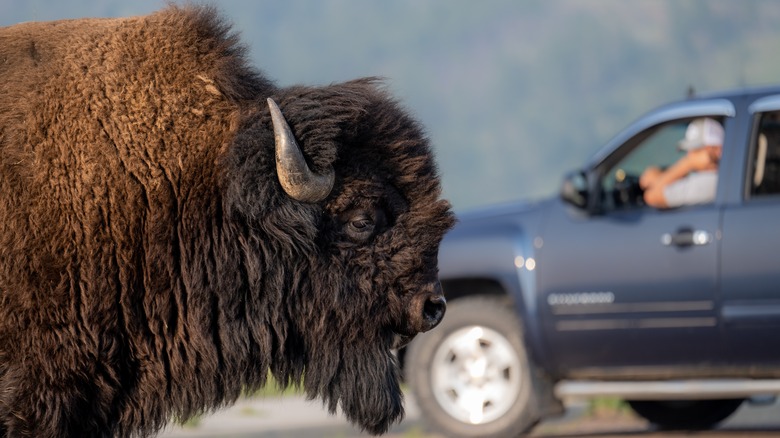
top-left (422, 295), bottom-right (446, 331)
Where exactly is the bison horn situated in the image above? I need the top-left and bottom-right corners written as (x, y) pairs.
top-left (267, 98), bottom-right (335, 203)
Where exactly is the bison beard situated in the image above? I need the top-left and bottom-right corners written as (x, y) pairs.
top-left (0, 5), bottom-right (454, 438)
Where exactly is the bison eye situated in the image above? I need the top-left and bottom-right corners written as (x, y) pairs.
top-left (347, 212), bottom-right (375, 240)
top-left (350, 215), bottom-right (374, 232)
top-left (342, 208), bottom-right (387, 243)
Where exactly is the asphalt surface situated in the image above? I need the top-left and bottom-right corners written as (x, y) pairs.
top-left (160, 394), bottom-right (780, 438)
top-left (160, 393), bottom-right (427, 438)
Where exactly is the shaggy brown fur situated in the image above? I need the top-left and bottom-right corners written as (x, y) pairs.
top-left (0, 6), bottom-right (453, 437)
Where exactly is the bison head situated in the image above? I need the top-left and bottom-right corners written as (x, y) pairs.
top-left (223, 78), bottom-right (454, 434)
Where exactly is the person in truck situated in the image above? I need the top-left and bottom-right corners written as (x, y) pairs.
top-left (640, 117), bottom-right (724, 208)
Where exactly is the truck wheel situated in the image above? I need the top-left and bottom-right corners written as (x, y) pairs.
top-left (405, 296), bottom-right (545, 437)
top-left (627, 399), bottom-right (744, 430)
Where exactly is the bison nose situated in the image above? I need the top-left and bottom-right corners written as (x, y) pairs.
top-left (421, 295), bottom-right (446, 332)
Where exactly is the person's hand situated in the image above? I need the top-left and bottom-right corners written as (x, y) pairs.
top-left (640, 166), bottom-right (661, 189)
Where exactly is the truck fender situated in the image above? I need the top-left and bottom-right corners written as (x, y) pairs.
top-left (437, 224), bottom-right (549, 368)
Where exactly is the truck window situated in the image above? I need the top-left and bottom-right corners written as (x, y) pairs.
top-left (600, 122), bottom-right (688, 210)
top-left (750, 110), bottom-right (780, 197)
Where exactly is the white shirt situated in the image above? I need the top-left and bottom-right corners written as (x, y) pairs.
top-left (663, 170), bottom-right (718, 208)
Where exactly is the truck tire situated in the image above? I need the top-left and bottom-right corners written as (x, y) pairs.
top-left (627, 399), bottom-right (744, 430)
top-left (405, 296), bottom-right (545, 437)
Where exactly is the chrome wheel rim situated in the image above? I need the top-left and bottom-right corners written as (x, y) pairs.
top-left (431, 325), bottom-right (523, 424)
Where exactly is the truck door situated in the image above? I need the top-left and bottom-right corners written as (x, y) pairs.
top-left (537, 105), bottom-right (734, 375)
top-left (721, 99), bottom-right (780, 366)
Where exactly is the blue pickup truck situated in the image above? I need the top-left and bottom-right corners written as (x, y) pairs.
top-left (405, 85), bottom-right (780, 437)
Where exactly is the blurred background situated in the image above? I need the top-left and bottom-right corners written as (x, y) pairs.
top-left (5, 3), bottom-right (780, 436)
top-left (3, 0), bottom-right (780, 211)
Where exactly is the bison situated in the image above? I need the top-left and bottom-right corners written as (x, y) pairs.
top-left (0, 6), bottom-right (454, 437)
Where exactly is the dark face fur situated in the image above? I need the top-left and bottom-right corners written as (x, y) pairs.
top-left (308, 173), bottom-right (452, 434)
top-left (299, 90), bottom-right (454, 434)
top-left (224, 80), bottom-right (454, 434)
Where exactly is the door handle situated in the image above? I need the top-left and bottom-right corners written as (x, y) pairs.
top-left (661, 229), bottom-right (712, 247)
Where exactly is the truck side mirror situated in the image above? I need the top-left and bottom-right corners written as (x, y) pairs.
top-left (560, 170), bottom-right (589, 209)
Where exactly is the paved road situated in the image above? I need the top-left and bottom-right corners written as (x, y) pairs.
top-left (160, 394), bottom-right (428, 438)
top-left (160, 395), bottom-right (780, 438)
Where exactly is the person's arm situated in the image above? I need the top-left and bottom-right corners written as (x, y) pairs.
top-left (642, 147), bottom-right (721, 208)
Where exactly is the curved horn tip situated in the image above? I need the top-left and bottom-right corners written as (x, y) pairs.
top-left (266, 97), bottom-right (279, 112)
top-left (268, 97), bottom-right (335, 203)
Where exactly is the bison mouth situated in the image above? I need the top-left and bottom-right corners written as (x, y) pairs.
top-left (388, 293), bottom-right (447, 350)
top-left (391, 332), bottom-right (416, 350)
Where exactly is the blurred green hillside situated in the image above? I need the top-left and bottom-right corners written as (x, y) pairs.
top-left (3, 0), bottom-right (780, 210)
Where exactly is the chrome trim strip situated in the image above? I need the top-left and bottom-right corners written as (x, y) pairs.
top-left (555, 317), bottom-right (717, 331)
top-left (556, 379), bottom-right (780, 400)
top-left (722, 302), bottom-right (780, 321)
top-left (551, 300), bottom-right (714, 316)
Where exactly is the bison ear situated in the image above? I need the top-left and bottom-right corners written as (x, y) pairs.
top-left (267, 98), bottom-right (335, 203)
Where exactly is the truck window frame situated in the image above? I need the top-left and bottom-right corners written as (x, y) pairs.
top-left (746, 95), bottom-right (780, 200)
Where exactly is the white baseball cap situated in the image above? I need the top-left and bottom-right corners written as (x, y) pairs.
top-left (678, 117), bottom-right (724, 151)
